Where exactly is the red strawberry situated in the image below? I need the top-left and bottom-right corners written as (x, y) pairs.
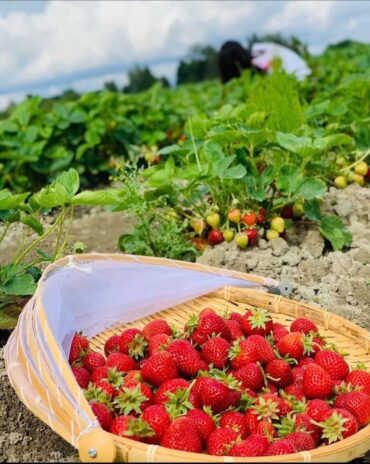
top-left (161, 417), bottom-right (202, 452)
top-left (143, 319), bottom-right (172, 340)
top-left (229, 434), bottom-right (269, 457)
top-left (241, 211), bottom-right (256, 226)
top-left (284, 432), bottom-right (315, 451)
top-left (246, 335), bottom-right (276, 364)
top-left (242, 308), bottom-right (273, 336)
top-left (298, 357), bottom-right (316, 368)
top-left (253, 394), bottom-right (284, 421)
top-left (272, 322), bottom-right (289, 344)
top-left (245, 228), bottom-right (259, 246)
top-left (284, 384), bottom-right (305, 401)
top-left (154, 378), bottom-right (189, 404)
top-left (303, 364), bottom-right (334, 399)
top-left (115, 382), bottom-right (153, 414)
top-left (257, 420), bottom-right (276, 439)
top-left (207, 427), bottom-right (238, 456)
top-left (224, 319), bottom-right (244, 341)
top-left (148, 333), bottom-right (171, 356)
top-left (110, 415), bottom-right (152, 441)
top-left (266, 359), bottom-right (292, 387)
top-left (230, 312), bottom-right (243, 325)
top-left (167, 339), bottom-right (203, 377)
top-left (106, 352), bottom-right (137, 373)
top-left (277, 332), bottom-right (314, 360)
top-left (187, 408), bottom-right (216, 443)
top-left (233, 363), bottom-right (264, 391)
top-left (141, 405), bottom-right (171, 444)
top-left (94, 379), bottom-right (116, 399)
top-left (202, 336), bottom-right (231, 369)
top-left (314, 350), bottom-right (349, 380)
top-left (123, 369), bottom-right (142, 385)
top-left (228, 339), bottom-right (258, 369)
top-left (69, 333), bottom-right (89, 365)
top-left (82, 352), bottom-right (106, 373)
top-left (91, 366), bottom-right (109, 383)
top-left (266, 438), bottom-right (297, 455)
top-left (306, 399), bottom-right (331, 422)
top-left (318, 408), bottom-right (358, 443)
top-left (208, 229), bottom-right (224, 246)
top-left (186, 308), bottom-right (228, 345)
top-left (263, 382), bottom-right (278, 394)
top-left (104, 334), bottom-right (120, 357)
top-left (346, 369), bottom-right (370, 395)
top-left (89, 401), bottom-right (112, 431)
top-left (220, 411), bottom-right (247, 438)
top-left (290, 317), bottom-right (318, 334)
top-left (118, 328), bottom-right (147, 359)
top-left (334, 391), bottom-right (370, 426)
top-left (199, 378), bottom-right (232, 413)
top-left (141, 351), bottom-right (178, 387)
top-left (294, 413), bottom-right (320, 444)
top-left (72, 367), bottom-right (90, 389)
top-left (244, 410), bottom-right (276, 438)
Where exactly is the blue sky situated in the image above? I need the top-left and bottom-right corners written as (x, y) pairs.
top-left (0, 1), bottom-right (369, 109)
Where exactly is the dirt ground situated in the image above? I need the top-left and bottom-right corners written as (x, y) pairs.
top-left (1, 184), bottom-right (369, 462)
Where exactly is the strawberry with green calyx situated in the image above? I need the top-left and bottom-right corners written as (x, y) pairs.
top-left (220, 411), bottom-right (247, 438)
top-left (207, 427), bottom-right (239, 456)
top-left (314, 350), bottom-right (349, 380)
top-left (114, 383), bottom-right (152, 415)
top-left (185, 308), bottom-right (229, 345)
top-left (201, 336), bottom-right (231, 369)
top-left (313, 408), bottom-right (358, 443)
top-left (282, 385), bottom-right (306, 404)
top-left (69, 332), bottom-right (89, 365)
top-left (187, 407), bottom-right (216, 443)
top-left (141, 405), bottom-right (171, 444)
top-left (206, 213), bottom-right (221, 228)
top-left (94, 379), bottom-right (118, 398)
top-left (143, 319), bottom-right (172, 340)
top-left (81, 351), bottom-right (106, 373)
top-left (276, 332), bottom-right (316, 360)
top-left (334, 391), bottom-right (370, 426)
top-left (104, 334), bottom-right (120, 356)
top-left (154, 378), bottom-right (192, 413)
top-left (306, 399), bottom-right (331, 422)
top-left (252, 394), bottom-right (282, 422)
top-left (84, 383), bottom-right (114, 408)
top-left (228, 208), bottom-right (241, 224)
top-left (244, 410), bottom-right (275, 437)
top-left (284, 431), bottom-right (315, 451)
top-left (89, 401), bottom-right (112, 431)
top-left (199, 378), bottom-right (235, 413)
top-left (245, 335), bottom-right (276, 364)
top-left (241, 211), bottom-right (256, 227)
top-left (233, 362), bottom-right (265, 391)
top-left (161, 417), bottom-right (202, 452)
top-left (72, 367), bottom-right (90, 389)
top-left (110, 415), bottom-right (154, 441)
top-left (242, 308), bottom-right (273, 336)
top-left (266, 438), bottom-right (297, 456)
top-left (91, 366), bottom-right (109, 383)
top-left (141, 351), bottom-right (178, 387)
top-left (229, 434), bottom-right (269, 457)
top-left (346, 368), bottom-right (370, 395)
top-left (166, 339), bottom-right (204, 377)
top-left (303, 363), bottom-right (334, 399)
top-left (148, 333), bottom-right (171, 356)
top-left (118, 328), bottom-right (148, 359)
top-left (190, 218), bottom-right (206, 235)
top-left (236, 390), bottom-right (257, 412)
top-left (123, 369), bottom-right (143, 386)
top-left (228, 339), bottom-right (258, 369)
top-left (106, 352), bottom-right (137, 373)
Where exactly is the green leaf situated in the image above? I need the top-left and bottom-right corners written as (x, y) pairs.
top-left (276, 132), bottom-right (314, 157)
top-left (296, 178), bottom-right (327, 200)
top-left (71, 189), bottom-right (120, 206)
top-left (32, 169), bottom-right (79, 208)
top-left (276, 165), bottom-right (303, 197)
top-left (319, 216), bottom-right (352, 251)
top-left (223, 164), bottom-right (247, 179)
top-left (36, 248), bottom-right (53, 260)
top-left (2, 274), bottom-right (36, 296)
top-left (19, 212), bottom-right (44, 235)
top-left (304, 200), bottom-right (322, 221)
top-left (313, 134), bottom-right (354, 151)
top-left (0, 191), bottom-right (28, 210)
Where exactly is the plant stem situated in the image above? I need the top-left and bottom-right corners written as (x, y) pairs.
top-left (340, 150), bottom-right (369, 172)
top-left (0, 223), bottom-right (10, 246)
top-left (52, 207), bottom-right (67, 261)
top-left (189, 118), bottom-right (202, 173)
top-left (54, 206), bottom-right (74, 260)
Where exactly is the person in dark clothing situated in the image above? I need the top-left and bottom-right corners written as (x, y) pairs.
top-left (218, 41), bottom-right (253, 83)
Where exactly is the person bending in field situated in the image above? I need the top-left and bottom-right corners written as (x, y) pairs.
top-left (218, 40), bottom-right (311, 83)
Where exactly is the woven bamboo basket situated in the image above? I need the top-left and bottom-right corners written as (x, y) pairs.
top-left (4, 254), bottom-right (370, 463)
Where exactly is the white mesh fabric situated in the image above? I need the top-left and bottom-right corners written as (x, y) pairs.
top-left (38, 256), bottom-right (273, 357)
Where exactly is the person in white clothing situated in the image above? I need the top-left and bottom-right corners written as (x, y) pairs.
top-left (218, 40), bottom-right (311, 83)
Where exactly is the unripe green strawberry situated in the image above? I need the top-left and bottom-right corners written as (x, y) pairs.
top-left (227, 208), bottom-right (241, 223)
top-left (235, 233), bottom-right (248, 248)
top-left (223, 229), bottom-right (234, 242)
top-left (334, 176), bottom-right (347, 189)
top-left (190, 218), bottom-right (206, 235)
top-left (354, 161), bottom-right (368, 175)
top-left (271, 216), bottom-right (285, 234)
top-left (206, 213), bottom-right (221, 228)
top-left (266, 229), bottom-right (279, 240)
top-left (292, 202), bottom-right (304, 218)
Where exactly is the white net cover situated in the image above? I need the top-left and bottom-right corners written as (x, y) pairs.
top-left (38, 256), bottom-right (275, 358)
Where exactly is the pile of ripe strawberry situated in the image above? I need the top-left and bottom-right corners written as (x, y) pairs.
top-left (69, 308), bottom-right (370, 457)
